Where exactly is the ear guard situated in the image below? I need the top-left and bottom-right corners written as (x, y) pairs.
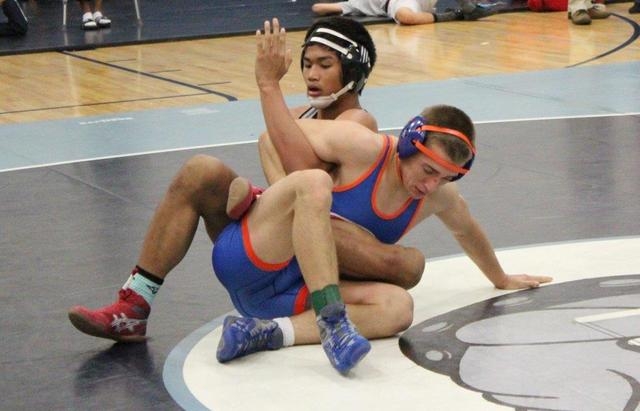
top-left (397, 116), bottom-right (476, 181)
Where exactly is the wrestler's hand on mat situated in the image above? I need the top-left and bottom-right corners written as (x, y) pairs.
top-left (496, 273), bottom-right (553, 290)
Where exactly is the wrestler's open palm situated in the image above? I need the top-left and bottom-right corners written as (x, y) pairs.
top-left (255, 18), bottom-right (293, 87)
top-left (499, 274), bottom-right (553, 290)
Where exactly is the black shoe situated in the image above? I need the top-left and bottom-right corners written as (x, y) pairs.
top-left (630, 2), bottom-right (640, 13)
top-left (462, 1), bottom-right (504, 21)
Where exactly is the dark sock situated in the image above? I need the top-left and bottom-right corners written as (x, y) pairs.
top-left (311, 284), bottom-right (342, 315)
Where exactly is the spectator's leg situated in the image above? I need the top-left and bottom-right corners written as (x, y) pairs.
top-left (1, 0), bottom-right (28, 35)
top-left (92, 0), bottom-right (111, 27)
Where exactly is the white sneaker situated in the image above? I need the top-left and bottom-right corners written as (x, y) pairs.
top-left (93, 11), bottom-right (111, 28)
top-left (82, 12), bottom-right (98, 30)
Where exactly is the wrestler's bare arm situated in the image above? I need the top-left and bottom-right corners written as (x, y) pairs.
top-left (434, 184), bottom-right (552, 289)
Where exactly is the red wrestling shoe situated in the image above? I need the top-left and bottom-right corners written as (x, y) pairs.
top-left (226, 177), bottom-right (264, 220)
top-left (68, 288), bottom-right (150, 343)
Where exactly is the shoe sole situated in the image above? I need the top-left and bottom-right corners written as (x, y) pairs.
top-left (216, 316), bottom-right (237, 362)
top-left (336, 339), bottom-right (371, 374)
top-left (588, 12), bottom-right (610, 19)
top-left (226, 177), bottom-right (254, 220)
top-left (568, 11), bottom-right (592, 24)
top-left (571, 18), bottom-right (591, 24)
top-left (463, 11), bottom-right (498, 20)
top-left (68, 309), bottom-right (147, 343)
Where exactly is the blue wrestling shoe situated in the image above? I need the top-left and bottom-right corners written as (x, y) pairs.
top-left (317, 303), bottom-right (371, 374)
top-left (216, 316), bottom-right (283, 363)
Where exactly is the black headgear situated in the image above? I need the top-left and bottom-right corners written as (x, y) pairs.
top-left (302, 27), bottom-right (372, 94)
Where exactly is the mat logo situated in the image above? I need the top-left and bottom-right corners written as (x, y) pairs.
top-left (399, 275), bottom-right (640, 411)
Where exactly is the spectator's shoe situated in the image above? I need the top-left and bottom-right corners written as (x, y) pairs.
top-left (588, 4), bottom-right (610, 19)
top-left (461, 1), bottom-right (504, 20)
top-left (226, 177), bottom-right (264, 220)
top-left (630, 3), bottom-right (640, 13)
top-left (81, 12), bottom-right (98, 30)
top-left (317, 303), bottom-right (371, 374)
top-left (216, 316), bottom-right (283, 362)
top-left (93, 11), bottom-right (111, 28)
top-left (569, 9), bottom-right (591, 25)
top-left (68, 289), bottom-right (150, 342)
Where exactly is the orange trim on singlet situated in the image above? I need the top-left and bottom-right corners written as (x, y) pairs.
top-left (390, 150), bottom-right (427, 239)
top-left (293, 285), bottom-right (310, 315)
top-left (398, 197), bottom-right (426, 239)
top-left (241, 216), bottom-right (291, 271)
top-left (372, 137), bottom-right (416, 219)
top-left (333, 134), bottom-right (389, 192)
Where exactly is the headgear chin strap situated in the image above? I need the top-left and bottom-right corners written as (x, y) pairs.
top-left (397, 116), bottom-right (476, 181)
top-left (308, 81), bottom-right (355, 109)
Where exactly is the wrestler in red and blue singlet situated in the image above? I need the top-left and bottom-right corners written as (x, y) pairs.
top-left (212, 134), bottom-right (424, 319)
